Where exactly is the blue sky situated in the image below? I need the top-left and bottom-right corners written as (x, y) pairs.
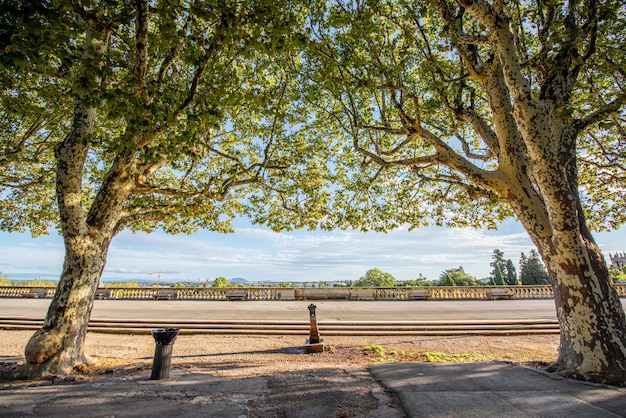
top-left (1, 219), bottom-right (624, 283)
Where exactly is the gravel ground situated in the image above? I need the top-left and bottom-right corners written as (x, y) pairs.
top-left (0, 331), bottom-right (560, 417)
top-left (1, 330), bottom-right (559, 377)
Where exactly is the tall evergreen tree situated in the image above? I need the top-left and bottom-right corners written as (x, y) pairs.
top-left (520, 250), bottom-right (551, 286)
top-left (490, 249), bottom-right (515, 285)
top-left (505, 259), bottom-right (517, 285)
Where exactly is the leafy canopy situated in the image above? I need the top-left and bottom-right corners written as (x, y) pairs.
top-left (2, 0), bottom-right (625, 246)
top-left (0, 0), bottom-right (332, 238)
top-left (252, 0), bottom-right (626, 235)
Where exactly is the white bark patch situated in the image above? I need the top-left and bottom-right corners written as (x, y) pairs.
top-left (567, 294), bottom-right (608, 374)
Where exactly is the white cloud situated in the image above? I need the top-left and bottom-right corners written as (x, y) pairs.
top-left (0, 225), bottom-right (496, 281)
top-left (1, 221), bottom-right (624, 283)
top-left (0, 240), bottom-right (64, 273)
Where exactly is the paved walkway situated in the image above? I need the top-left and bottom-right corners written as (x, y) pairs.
top-left (0, 298), bottom-right (560, 321)
top-left (2, 362), bottom-right (625, 417)
top-left (371, 362), bottom-right (626, 418)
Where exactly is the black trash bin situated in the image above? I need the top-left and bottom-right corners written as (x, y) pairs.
top-left (151, 328), bottom-right (180, 380)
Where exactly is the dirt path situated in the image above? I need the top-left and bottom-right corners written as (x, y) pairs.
top-left (1, 331), bottom-right (559, 376)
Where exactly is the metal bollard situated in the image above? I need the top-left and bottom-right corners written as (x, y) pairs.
top-left (151, 328), bottom-right (180, 380)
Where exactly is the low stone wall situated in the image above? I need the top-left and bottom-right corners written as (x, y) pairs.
top-left (2, 284), bottom-right (624, 301)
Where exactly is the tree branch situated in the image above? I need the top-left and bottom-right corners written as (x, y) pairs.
top-left (134, 0), bottom-right (149, 99)
top-left (155, 14), bottom-right (192, 86)
top-left (454, 132), bottom-right (493, 161)
top-left (114, 210), bottom-right (166, 235)
top-left (458, 0), bottom-right (532, 102)
top-left (146, 13), bottom-right (229, 141)
top-left (572, 94), bottom-right (626, 135)
top-left (352, 129), bottom-right (437, 168)
top-left (456, 108), bottom-right (499, 156)
top-left (358, 125), bottom-right (410, 136)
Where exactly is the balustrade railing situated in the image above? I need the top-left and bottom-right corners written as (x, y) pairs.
top-left (109, 288), bottom-right (158, 300)
top-left (374, 287), bottom-right (409, 300)
top-left (513, 286), bottom-right (554, 299)
top-left (246, 288), bottom-right (281, 300)
top-left (0, 287), bottom-right (33, 298)
top-left (1, 284), bottom-right (625, 301)
top-left (0, 287), bottom-right (55, 298)
top-left (175, 288), bottom-right (228, 300)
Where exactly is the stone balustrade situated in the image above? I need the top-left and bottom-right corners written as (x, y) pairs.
top-left (0, 287), bottom-right (33, 298)
top-left (0, 287), bottom-right (56, 298)
top-left (1, 284), bottom-right (625, 301)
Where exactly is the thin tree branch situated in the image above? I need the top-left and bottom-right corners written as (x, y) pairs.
top-left (134, 0), bottom-right (149, 99)
top-left (572, 94), bottom-right (626, 135)
top-left (456, 108), bottom-right (499, 155)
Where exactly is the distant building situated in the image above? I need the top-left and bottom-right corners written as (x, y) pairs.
top-left (609, 252), bottom-right (626, 270)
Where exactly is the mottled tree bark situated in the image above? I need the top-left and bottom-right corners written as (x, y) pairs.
top-left (523, 213), bottom-right (626, 385)
top-left (16, 102), bottom-right (134, 378)
top-left (21, 235), bottom-right (110, 377)
top-left (16, 94), bottom-right (104, 377)
top-left (503, 122), bottom-right (626, 384)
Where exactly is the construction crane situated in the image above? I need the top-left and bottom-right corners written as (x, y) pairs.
top-left (148, 271), bottom-right (162, 288)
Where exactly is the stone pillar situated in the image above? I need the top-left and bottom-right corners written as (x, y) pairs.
top-left (306, 304), bottom-right (324, 353)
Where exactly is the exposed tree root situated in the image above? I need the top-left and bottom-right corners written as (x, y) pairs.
top-left (544, 360), bottom-right (626, 387)
top-left (11, 355), bottom-right (94, 381)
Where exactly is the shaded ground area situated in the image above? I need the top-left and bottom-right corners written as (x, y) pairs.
top-left (1, 364), bottom-right (404, 418)
top-left (0, 331), bottom-right (560, 417)
top-left (0, 367), bottom-right (401, 417)
top-left (2, 332), bottom-right (626, 417)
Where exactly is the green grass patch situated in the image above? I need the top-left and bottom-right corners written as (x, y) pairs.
top-left (364, 344), bottom-right (386, 360)
top-left (423, 351), bottom-right (501, 363)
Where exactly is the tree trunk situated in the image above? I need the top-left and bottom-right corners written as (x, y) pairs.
top-left (520, 212), bottom-right (626, 385)
top-left (15, 135), bottom-right (132, 378)
top-left (493, 37), bottom-right (626, 382)
top-left (19, 235), bottom-right (110, 378)
top-left (14, 89), bottom-right (106, 378)
top-left (15, 134), bottom-right (133, 379)
top-left (507, 142), bottom-right (626, 383)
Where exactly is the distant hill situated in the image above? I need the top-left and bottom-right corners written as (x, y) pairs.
top-left (230, 277), bottom-right (248, 284)
top-left (4, 272), bottom-right (59, 281)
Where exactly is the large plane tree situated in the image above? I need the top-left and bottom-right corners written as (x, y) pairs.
top-left (288, 0), bottom-right (626, 383)
top-left (0, 0), bottom-right (322, 378)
